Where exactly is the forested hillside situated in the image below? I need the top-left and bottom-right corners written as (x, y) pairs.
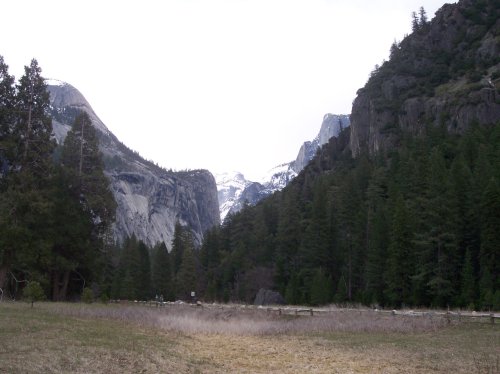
top-left (197, 0), bottom-right (500, 309)
top-left (200, 124), bottom-right (499, 308)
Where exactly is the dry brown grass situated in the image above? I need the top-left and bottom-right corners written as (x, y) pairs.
top-left (49, 302), bottom-right (448, 335)
top-left (0, 301), bottom-right (498, 373)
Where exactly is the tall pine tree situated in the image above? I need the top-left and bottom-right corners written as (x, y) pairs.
top-left (384, 195), bottom-right (414, 307)
top-left (0, 59), bottom-right (54, 296)
top-left (151, 242), bottom-right (174, 301)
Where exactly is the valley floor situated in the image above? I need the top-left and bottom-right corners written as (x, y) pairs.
top-left (0, 302), bottom-right (498, 373)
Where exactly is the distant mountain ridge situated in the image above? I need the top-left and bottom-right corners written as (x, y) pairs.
top-left (47, 80), bottom-right (220, 249)
top-left (216, 114), bottom-right (350, 220)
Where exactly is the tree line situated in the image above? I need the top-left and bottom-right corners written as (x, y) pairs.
top-left (0, 56), bottom-right (115, 301)
top-left (1, 55), bottom-right (497, 309)
top-left (108, 222), bottom-right (199, 302)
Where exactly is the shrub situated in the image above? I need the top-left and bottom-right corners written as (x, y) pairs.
top-left (81, 287), bottom-right (94, 304)
top-left (99, 293), bottom-right (109, 304)
top-left (23, 281), bottom-right (46, 307)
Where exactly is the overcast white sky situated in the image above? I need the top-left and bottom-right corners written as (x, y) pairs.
top-left (2, 0), bottom-right (451, 181)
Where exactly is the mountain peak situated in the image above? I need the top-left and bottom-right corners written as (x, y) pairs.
top-left (48, 81), bottom-right (220, 248)
top-left (217, 113), bottom-right (350, 221)
top-left (46, 79), bottom-right (110, 137)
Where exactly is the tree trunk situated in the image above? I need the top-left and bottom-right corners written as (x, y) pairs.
top-left (79, 118), bottom-right (84, 177)
top-left (52, 271), bottom-right (60, 301)
top-left (348, 241), bottom-right (352, 301)
top-left (52, 270), bottom-right (71, 301)
top-left (60, 271), bottom-right (70, 301)
top-left (0, 265), bottom-right (8, 291)
top-left (23, 99), bottom-right (32, 160)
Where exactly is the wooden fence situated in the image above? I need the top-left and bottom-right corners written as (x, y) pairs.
top-left (111, 299), bottom-right (499, 324)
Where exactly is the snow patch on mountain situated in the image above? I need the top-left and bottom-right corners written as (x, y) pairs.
top-left (216, 114), bottom-right (350, 221)
top-left (260, 162), bottom-right (296, 190)
top-left (45, 78), bottom-right (67, 87)
top-left (215, 171), bottom-right (252, 221)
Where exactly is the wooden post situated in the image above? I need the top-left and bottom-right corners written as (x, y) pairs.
top-left (278, 308), bottom-right (282, 316)
top-left (310, 308), bottom-right (313, 316)
top-left (445, 311), bottom-right (451, 325)
top-left (490, 314), bottom-right (495, 325)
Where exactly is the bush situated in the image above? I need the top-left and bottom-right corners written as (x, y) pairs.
top-left (99, 293), bottom-right (109, 304)
top-left (23, 281), bottom-right (46, 307)
top-left (81, 287), bottom-right (94, 304)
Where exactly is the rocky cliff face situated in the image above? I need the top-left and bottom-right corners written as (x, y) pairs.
top-left (291, 114), bottom-right (350, 173)
top-left (47, 81), bottom-right (220, 249)
top-left (350, 0), bottom-right (500, 156)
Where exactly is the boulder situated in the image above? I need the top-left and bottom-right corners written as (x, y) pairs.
top-left (253, 288), bottom-right (285, 306)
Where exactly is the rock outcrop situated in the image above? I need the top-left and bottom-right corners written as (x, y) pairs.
top-left (254, 288), bottom-right (286, 306)
top-left (350, 0), bottom-right (500, 156)
top-left (291, 114), bottom-right (350, 173)
top-left (47, 81), bottom-right (220, 249)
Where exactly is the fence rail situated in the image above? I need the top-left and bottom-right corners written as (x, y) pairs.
top-left (110, 299), bottom-right (499, 324)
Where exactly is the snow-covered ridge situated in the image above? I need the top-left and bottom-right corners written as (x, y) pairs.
top-left (261, 163), bottom-right (297, 191)
top-left (216, 114), bottom-right (350, 221)
top-left (215, 171), bottom-right (253, 222)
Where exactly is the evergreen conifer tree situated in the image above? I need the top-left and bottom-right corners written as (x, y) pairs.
top-left (61, 112), bottom-right (115, 238)
top-left (460, 248), bottom-right (476, 308)
top-left (0, 55), bottom-right (16, 178)
top-left (0, 56), bottom-right (16, 290)
top-left (285, 272), bottom-right (302, 305)
top-left (419, 7), bottom-right (428, 25)
top-left (411, 11), bottom-right (420, 32)
top-left (151, 242), bottom-right (173, 301)
top-left (479, 178), bottom-right (500, 308)
top-left (384, 195), bottom-right (413, 307)
top-left (14, 59), bottom-right (54, 183)
top-left (0, 59), bottom-right (54, 296)
top-left (176, 237), bottom-right (197, 301)
top-left (274, 187), bottom-right (302, 293)
top-left (137, 240), bottom-right (151, 300)
top-left (309, 268), bottom-right (332, 306)
top-left (171, 222), bottom-right (186, 275)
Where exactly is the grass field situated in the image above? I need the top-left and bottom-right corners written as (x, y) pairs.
top-left (0, 301), bottom-right (498, 373)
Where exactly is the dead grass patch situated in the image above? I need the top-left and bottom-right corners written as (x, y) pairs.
top-left (0, 301), bottom-right (498, 373)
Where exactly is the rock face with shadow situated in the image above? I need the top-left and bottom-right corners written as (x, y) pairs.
top-left (349, 0), bottom-right (500, 157)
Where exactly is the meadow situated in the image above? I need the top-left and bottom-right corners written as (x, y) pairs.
top-left (0, 301), bottom-right (498, 373)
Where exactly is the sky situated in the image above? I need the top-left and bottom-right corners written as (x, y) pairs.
top-left (1, 0), bottom-right (452, 181)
